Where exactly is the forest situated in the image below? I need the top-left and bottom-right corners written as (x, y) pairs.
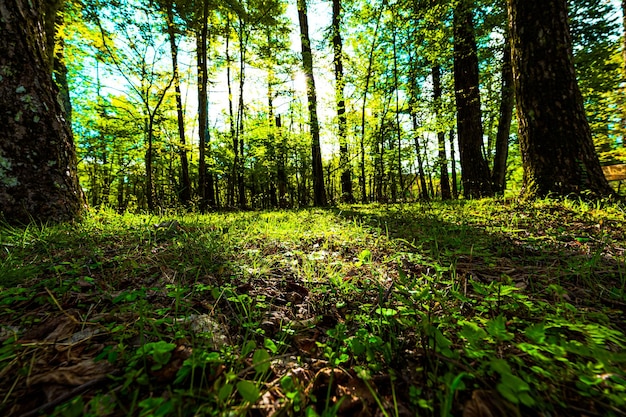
top-left (2, 0), bottom-right (626, 216)
top-left (65, 0), bottom-right (626, 211)
top-left (1, 0), bottom-right (626, 416)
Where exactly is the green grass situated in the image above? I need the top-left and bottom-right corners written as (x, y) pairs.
top-left (1, 199), bottom-right (625, 416)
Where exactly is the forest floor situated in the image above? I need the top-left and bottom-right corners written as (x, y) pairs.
top-left (1, 198), bottom-right (626, 417)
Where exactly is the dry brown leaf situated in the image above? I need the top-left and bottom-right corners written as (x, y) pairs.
top-left (28, 359), bottom-right (116, 387)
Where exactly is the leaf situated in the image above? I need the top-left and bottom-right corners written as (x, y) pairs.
top-left (524, 323), bottom-right (546, 343)
top-left (264, 338), bottom-right (278, 354)
top-left (486, 316), bottom-right (513, 341)
top-left (242, 340), bottom-right (256, 356)
top-left (252, 348), bottom-right (271, 374)
top-left (459, 322), bottom-right (488, 345)
top-left (358, 249), bottom-right (372, 264)
top-left (218, 383), bottom-right (234, 402)
top-left (489, 358), bottom-right (512, 375)
top-left (375, 307), bottom-right (397, 317)
top-left (236, 380), bottom-right (260, 403)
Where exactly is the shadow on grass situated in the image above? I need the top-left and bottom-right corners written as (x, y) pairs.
top-left (332, 201), bottom-right (626, 314)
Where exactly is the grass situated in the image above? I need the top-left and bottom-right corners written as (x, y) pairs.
top-left (1, 198), bottom-right (625, 416)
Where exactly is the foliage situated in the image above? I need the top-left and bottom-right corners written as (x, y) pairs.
top-left (1, 199), bottom-right (625, 416)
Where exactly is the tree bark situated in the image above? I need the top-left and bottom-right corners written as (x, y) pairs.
top-left (297, 0), bottom-right (326, 206)
top-left (236, 15), bottom-right (247, 208)
top-left (622, 0), bottom-right (626, 148)
top-left (197, 10), bottom-right (208, 211)
top-left (432, 65), bottom-right (451, 199)
top-left (0, 0), bottom-right (86, 224)
top-left (491, 36), bottom-right (514, 194)
top-left (507, 0), bottom-right (614, 198)
top-left (453, 0), bottom-right (494, 198)
top-left (332, 0), bottom-right (353, 203)
top-left (449, 129), bottom-right (459, 198)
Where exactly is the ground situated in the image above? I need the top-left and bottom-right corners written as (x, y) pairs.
top-left (1, 198), bottom-right (625, 416)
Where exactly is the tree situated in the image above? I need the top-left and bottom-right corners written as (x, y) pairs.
top-left (491, 35), bottom-right (514, 194)
top-left (569, 0), bottom-right (623, 163)
top-left (332, 0), bottom-right (354, 203)
top-left (161, 0), bottom-right (191, 206)
top-left (433, 64), bottom-right (452, 199)
top-left (453, 0), bottom-right (494, 198)
top-left (297, 0), bottom-right (326, 206)
top-left (196, 0), bottom-right (216, 210)
top-left (91, 1), bottom-right (175, 211)
top-left (507, 0), bottom-right (614, 198)
top-left (0, 0), bottom-right (86, 223)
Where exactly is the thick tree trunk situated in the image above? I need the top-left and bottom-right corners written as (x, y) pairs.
top-left (297, 0), bottom-right (326, 206)
top-left (432, 65), bottom-right (451, 199)
top-left (0, 0), bottom-right (85, 224)
top-left (507, 0), bottom-right (614, 198)
top-left (453, 0), bottom-right (494, 198)
top-left (332, 0), bottom-right (353, 203)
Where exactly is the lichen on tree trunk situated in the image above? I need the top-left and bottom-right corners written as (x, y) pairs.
top-left (0, 0), bottom-right (86, 224)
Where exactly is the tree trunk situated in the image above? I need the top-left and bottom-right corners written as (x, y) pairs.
top-left (432, 65), bottom-right (451, 199)
top-left (412, 124), bottom-right (430, 201)
top-left (165, 0), bottom-right (191, 206)
top-left (146, 117), bottom-right (155, 211)
top-left (197, 12), bottom-right (208, 211)
top-left (359, 4), bottom-right (384, 203)
top-left (0, 0), bottom-right (86, 224)
top-left (276, 115), bottom-right (288, 207)
top-left (332, 0), bottom-right (353, 203)
top-left (392, 25), bottom-right (402, 201)
top-left (449, 129), bottom-right (459, 198)
top-left (225, 15), bottom-right (237, 207)
top-left (297, 0), bottom-right (326, 206)
top-left (622, 0), bottom-right (626, 147)
top-left (507, 0), bottom-right (614, 198)
top-left (492, 36), bottom-right (514, 194)
top-left (236, 16), bottom-right (247, 208)
top-left (453, 0), bottom-right (494, 198)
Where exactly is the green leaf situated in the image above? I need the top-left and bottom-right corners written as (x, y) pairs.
top-left (236, 380), bottom-right (260, 403)
top-left (490, 358), bottom-right (512, 375)
top-left (358, 249), bottom-right (372, 264)
top-left (486, 315), bottom-right (514, 341)
top-left (218, 383), bottom-right (234, 402)
top-left (264, 338), bottom-right (278, 354)
top-left (242, 340), bottom-right (256, 356)
top-left (375, 307), bottom-right (397, 317)
top-left (459, 322), bottom-right (488, 345)
top-left (524, 323), bottom-right (546, 343)
top-left (253, 348), bottom-right (271, 374)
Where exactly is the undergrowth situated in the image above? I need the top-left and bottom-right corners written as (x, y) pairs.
top-left (1, 198), bottom-right (625, 416)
